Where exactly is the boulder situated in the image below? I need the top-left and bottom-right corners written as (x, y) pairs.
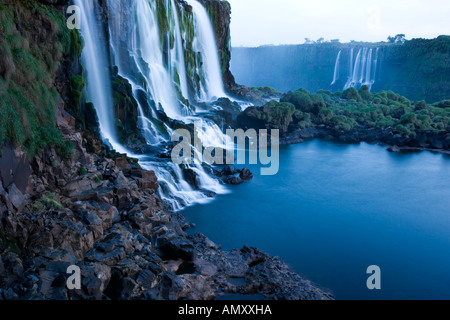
top-left (7, 184), bottom-right (25, 211)
top-left (239, 168), bottom-right (253, 181)
top-left (156, 232), bottom-right (195, 261)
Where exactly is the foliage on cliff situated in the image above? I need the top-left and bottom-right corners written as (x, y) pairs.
top-left (0, 1), bottom-right (78, 158)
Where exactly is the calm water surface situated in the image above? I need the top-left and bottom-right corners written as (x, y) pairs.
top-left (183, 140), bottom-right (450, 299)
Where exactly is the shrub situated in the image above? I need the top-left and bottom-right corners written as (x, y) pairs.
top-left (342, 87), bottom-right (361, 101)
top-left (415, 100), bottom-right (427, 111)
top-left (359, 85), bottom-right (370, 100)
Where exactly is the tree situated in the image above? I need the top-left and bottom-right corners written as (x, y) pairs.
top-left (388, 34), bottom-right (406, 44)
top-left (317, 37), bottom-right (324, 43)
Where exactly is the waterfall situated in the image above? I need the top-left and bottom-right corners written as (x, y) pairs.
top-left (363, 48), bottom-right (373, 86)
top-left (344, 47), bottom-right (379, 91)
top-left (76, 0), bottom-right (235, 211)
top-left (184, 0), bottom-right (227, 102)
top-left (348, 48), bottom-right (354, 82)
top-left (75, 0), bottom-right (119, 150)
top-left (358, 48), bottom-right (368, 84)
top-left (169, 0), bottom-right (189, 99)
top-left (331, 50), bottom-right (341, 86)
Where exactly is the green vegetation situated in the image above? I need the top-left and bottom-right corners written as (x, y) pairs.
top-left (78, 165), bottom-right (88, 176)
top-left (255, 101), bottom-right (296, 130)
top-left (0, 227), bottom-right (21, 255)
top-left (0, 2), bottom-right (76, 158)
top-left (279, 86), bottom-right (450, 135)
top-left (382, 35), bottom-right (450, 102)
top-left (250, 86), bottom-right (282, 99)
top-left (32, 191), bottom-right (64, 212)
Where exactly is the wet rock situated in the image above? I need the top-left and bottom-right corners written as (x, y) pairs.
top-left (222, 175), bottom-right (243, 185)
top-left (239, 168), bottom-right (253, 181)
top-left (182, 168), bottom-right (199, 189)
top-left (387, 145), bottom-right (401, 152)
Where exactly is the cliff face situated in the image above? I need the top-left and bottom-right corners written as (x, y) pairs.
top-left (231, 37), bottom-right (450, 103)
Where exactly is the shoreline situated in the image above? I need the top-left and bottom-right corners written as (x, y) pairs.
top-left (0, 126), bottom-right (333, 300)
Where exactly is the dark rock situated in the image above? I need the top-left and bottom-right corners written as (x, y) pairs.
top-left (136, 269), bottom-right (156, 289)
top-left (131, 168), bottom-right (159, 192)
top-left (85, 247), bottom-right (126, 266)
top-left (0, 143), bottom-right (31, 194)
top-left (182, 167), bottom-right (199, 189)
top-left (156, 233), bottom-right (195, 261)
top-left (2, 288), bottom-right (19, 300)
top-left (0, 256), bottom-right (4, 274)
top-left (222, 175), bottom-right (243, 185)
top-left (7, 184), bottom-right (25, 210)
top-left (387, 145), bottom-right (401, 152)
top-left (83, 275), bottom-right (104, 300)
top-left (219, 165), bottom-right (239, 177)
top-left (239, 168), bottom-right (253, 181)
top-left (115, 156), bottom-right (131, 172)
top-left (143, 272), bottom-right (183, 300)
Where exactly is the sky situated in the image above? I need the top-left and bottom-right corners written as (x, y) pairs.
top-left (227, 0), bottom-right (450, 47)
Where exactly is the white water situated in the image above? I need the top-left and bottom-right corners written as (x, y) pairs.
top-left (170, 0), bottom-right (190, 99)
top-left (344, 47), bottom-right (379, 91)
top-left (331, 50), bottom-right (341, 86)
top-left (185, 0), bottom-right (227, 102)
top-left (75, 0), bottom-right (121, 150)
top-left (76, 0), bottom-right (235, 211)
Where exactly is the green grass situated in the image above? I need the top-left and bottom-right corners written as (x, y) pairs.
top-left (0, 2), bottom-right (77, 158)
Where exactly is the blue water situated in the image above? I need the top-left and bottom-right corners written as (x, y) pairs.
top-left (183, 140), bottom-right (450, 300)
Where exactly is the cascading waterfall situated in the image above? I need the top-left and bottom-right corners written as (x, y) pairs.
top-left (344, 47), bottom-right (379, 91)
top-left (169, 0), bottom-right (190, 99)
top-left (363, 48), bottom-right (373, 86)
top-left (184, 0), bottom-right (227, 102)
top-left (75, 0), bottom-right (122, 151)
top-left (348, 48), bottom-right (354, 83)
top-left (330, 50), bottom-right (341, 86)
top-left (78, 0), bottom-right (233, 211)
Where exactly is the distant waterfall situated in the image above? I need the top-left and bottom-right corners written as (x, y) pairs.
top-left (185, 0), bottom-right (227, 102)
top-left (344, 47), bottom-right (379, 91)
top-left (77, 0), bottom-right (233, 211)
top-left (331, 50), bottom-right (341, 86)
